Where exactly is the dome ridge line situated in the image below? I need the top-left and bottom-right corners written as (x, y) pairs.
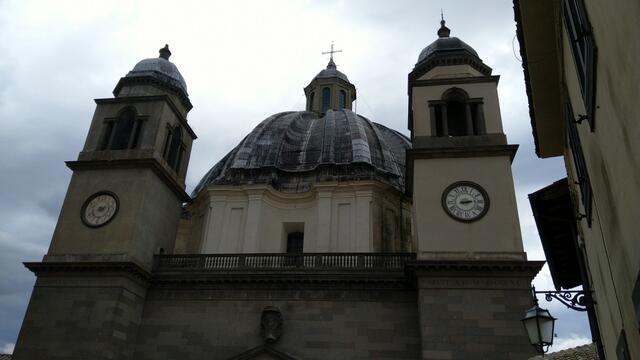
top-left (346, 110), bottom-right (372, 165)
top-left (363, 115), bottom-right (401, 176)
top-left (271, 112), bottom-right (299, 169)
top-left (318, 111), bottom-right (327, 166)
top-left (296, 113), bottom-right (317, 168)
top-left (233, 113), bottom-right (279, 168)
top-left (321, 110), bottom-right (336, 164)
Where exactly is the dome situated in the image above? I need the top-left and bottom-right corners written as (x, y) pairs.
top-left (193, 110), bottom-right (411, 195)
top-left (417, 36), bottom-right (479, 65)
top-left (125, 45), bottom-right (188, 96)
top-left (314, 58), bottom-right (350, 82)
top-left (411, 19), bottom-right (491, 77)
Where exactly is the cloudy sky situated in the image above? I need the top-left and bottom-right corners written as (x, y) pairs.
top-left (0, 0), bottom-right (590, 354)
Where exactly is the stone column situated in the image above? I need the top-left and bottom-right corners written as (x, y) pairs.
top-left (429, 105), bottom-right (438, 136)
top-left (476, 103), bottom-right (487, 134)
top-left (441, 105), bottom-right (448, 136)
top-left (465, 103), bottom-right (474, 135)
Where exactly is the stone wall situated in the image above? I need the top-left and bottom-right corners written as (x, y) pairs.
top-left (12, 272), bottom-right (146, 360)
top-left (134, 285), bottom-right (421, 360)
top-left (12, 259), bottom-right (542, 360)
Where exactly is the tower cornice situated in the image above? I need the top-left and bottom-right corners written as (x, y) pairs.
top-left (66, 159), bottom-right (191, 202)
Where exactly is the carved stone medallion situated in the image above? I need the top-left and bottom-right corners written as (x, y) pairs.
top-left (260, 306), bottom-right (283, 344)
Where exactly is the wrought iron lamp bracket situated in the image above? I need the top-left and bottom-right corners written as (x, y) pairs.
top-left (534, 289), bottom-right (588, 312)
top-left (575, 114), bottom-right (589, 124)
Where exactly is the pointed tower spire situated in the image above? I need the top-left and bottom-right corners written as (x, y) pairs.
top-left (437, 11), bottom-right (451, 38)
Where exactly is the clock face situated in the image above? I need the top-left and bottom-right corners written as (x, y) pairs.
top-left (442, 182), bottom-right (489, 222)
top-left (81, 192), bottom-right (119, 227)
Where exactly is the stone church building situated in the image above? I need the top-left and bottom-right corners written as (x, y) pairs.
top-left (12, 20), bottom-right (543, 360)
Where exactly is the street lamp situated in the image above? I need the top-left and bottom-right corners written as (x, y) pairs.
top-left (522, 297), bottom-right (557, 354)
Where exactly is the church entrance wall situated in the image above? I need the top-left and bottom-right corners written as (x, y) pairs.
top-left (133, 284), bottom-right (421, 360)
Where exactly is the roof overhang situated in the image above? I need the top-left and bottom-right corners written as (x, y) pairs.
top-left (514, 0), bottom-right (565, 158)
top-left (529, 178), bottom-right (582, 290)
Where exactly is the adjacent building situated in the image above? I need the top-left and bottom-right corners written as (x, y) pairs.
top-left (514, 0), bottom-right (640, 358)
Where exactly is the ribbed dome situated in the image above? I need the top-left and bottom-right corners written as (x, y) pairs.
top-left (194, 110), bottom-right (411, 195)
top-left (125, 45), bottom-right (188, 96)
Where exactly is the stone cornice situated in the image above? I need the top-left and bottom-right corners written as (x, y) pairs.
top-left (407, 144), bottom-right (519, 162)
top-left (196, 181), bottom-right (400, 205)
top-left (22, 258), bottom-right (544, 291)
top-left (406, 260), bottom-right (545, 278)
top-left (409, 55), bottom-right (493, 81)
top-left (112, 75), bottom-right (193, 111)
top-left (66, 158), bottom-right (191, 202)
top-left (150, 270), bottom-right (412, 288)
top-left (25, 261), bottom-right (152, 283)
top-left (23, 261), bottom-right (411, 289)
top-left (94, 95), bottom-right (197, 140)
top-left (409, 75), bottom-right (500, 88)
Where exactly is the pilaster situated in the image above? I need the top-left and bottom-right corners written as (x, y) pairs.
top-left (315, 190), bottom-right (333, 251)
top-left (243, 192), bottom-right (264, 253)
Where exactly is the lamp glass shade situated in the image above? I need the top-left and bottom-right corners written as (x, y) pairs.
top-left (522, 305), bottom-right (556, 349)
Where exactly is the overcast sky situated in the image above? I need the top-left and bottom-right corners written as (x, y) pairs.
top-left (0, 0), bottom-right (591, 354)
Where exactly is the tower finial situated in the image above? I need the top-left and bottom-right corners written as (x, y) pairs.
top-left (159, 44), bottom-right (171, 60)
top-left (437, 12), bottom-right (450, 38)
top-left (322, 41), bottom-right (342, 70)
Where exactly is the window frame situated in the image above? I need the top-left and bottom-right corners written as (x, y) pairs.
top-left (164, 124), bottom-right (186, 175)
top-left (99, 106), bottom-right (144, 151)
top-left (286, 232), bottom-right (304, 254)
top-left (563, 0), bottom-right (597, 130)
top-left (566, 100), bottom-right (593, 227)
top-left (321, 87), bottom-right (331, 114)
top-left (339, 90), bottom-right (347, 110)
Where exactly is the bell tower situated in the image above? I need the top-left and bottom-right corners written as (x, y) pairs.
top-left (407, 19), bottom-right (525, 261)
top-left (406, 20), bottom-right (542, 359)
top-left (13, 45), bottom-right (197, 360)
top-left (46, 44), bottom-right (197, 269)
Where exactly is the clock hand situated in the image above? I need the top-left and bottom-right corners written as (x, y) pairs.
top-left (460, 200), bottom-right (473, 204)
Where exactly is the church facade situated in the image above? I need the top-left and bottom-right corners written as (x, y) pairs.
top-left (12, 22), bottom-right (542, 360)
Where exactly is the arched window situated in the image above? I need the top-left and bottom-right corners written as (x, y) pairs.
top-left (308, 92), bottom-right (315, 111)
top-left (165, 126), bottom-right (183, 173)
top-left (321, 87), bottom-right (331, 113)
top-left (444, 90), bottom-right (467, 136)
top-left (432, 88), bottom-right (484, 137)
top-left (339, 90), bottom-right (347, 109)
top-left (100, 107), bottom-right (142, 150)
top-left (111, 107), bottom-right (137, 149)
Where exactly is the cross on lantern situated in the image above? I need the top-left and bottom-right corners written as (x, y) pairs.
top-left (322, 41), bottom-right (342, 62)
